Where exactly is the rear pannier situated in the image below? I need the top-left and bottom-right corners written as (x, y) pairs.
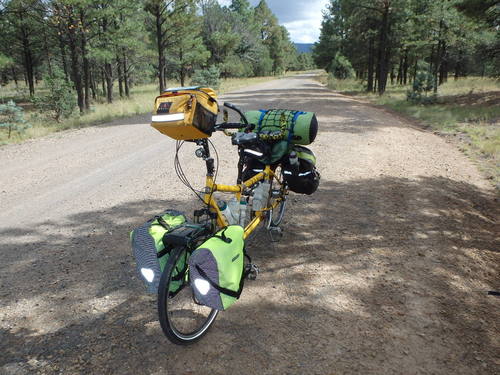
top-left (282, 146), bottom-right (320, 195)
top-left (130, 210), bottom-right (187, 293)
top-left (151, 87), bottom-right (218, 140)
top-left (188, 226), bottom-right (246, 311)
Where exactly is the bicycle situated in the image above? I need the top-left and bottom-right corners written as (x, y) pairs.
top-left (157, 102), bottom-right (289, 345)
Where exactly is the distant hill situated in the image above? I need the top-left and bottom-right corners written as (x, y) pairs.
top-left (294, 43), bottom-right (314, 54)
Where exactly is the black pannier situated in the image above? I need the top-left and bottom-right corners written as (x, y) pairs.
top-left (282, 146), bottom-right (320, 195)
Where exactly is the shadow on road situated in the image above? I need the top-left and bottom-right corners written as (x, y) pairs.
top-left (1, 175), bottom-right (498, 374)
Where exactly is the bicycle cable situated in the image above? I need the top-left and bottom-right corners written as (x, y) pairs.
top-left (174, 140), bottom-right (205, 204)
top-left (206, 138), bottom-right (219, 210)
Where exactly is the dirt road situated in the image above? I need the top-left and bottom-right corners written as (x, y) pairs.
top-left (1, 73), bottom-right (498, 375)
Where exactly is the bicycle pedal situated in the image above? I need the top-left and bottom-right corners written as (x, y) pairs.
top-left (268, 226), bottom-right (283, 242)
top-left (245, 263), bottom-right (260, 280)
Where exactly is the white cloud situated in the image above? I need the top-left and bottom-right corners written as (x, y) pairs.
top-left (217, 0), bottom-right (328, 43)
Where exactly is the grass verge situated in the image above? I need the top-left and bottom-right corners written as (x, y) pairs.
top-left (320, 72), bottom-right (500, 189)
top-left (0, 75), bottom-right (288, 145)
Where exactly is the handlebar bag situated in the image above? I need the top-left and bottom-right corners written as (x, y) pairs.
top-left (130, 210), bottom-right (187, 293)
top-left (188, 226), bottom-right (246, 311)
top-left (151, 87), bottom-right (218, 140)
top-left (282, 146), bottom-right (320, 195)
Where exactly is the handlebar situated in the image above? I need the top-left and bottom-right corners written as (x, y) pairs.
top-left (223, 102), bottom-right (248, 124)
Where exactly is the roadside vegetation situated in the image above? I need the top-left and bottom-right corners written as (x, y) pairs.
top-left (313, 0), bottom-right (499, 188)
top-left (318, 71), bottom-right (500, 187)
top-left (0, 0), bottom-right (315, 144)
top-left (0, 75), bottom-right (287, 144)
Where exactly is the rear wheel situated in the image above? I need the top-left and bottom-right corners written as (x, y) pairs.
top-left (158, 246), bottom-right (218, 345)
top-left (267, 170), bottom-right (287, 228)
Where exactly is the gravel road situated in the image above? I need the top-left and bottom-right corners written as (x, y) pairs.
top-left (1, 73), bottom-right (499, 375)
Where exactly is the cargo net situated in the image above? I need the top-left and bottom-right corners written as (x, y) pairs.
top-left (258, 109), bottom-right (299, 142)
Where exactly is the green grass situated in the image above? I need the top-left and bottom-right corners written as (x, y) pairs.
top-left (0, 75), bottom-right (288, 145)
top-left (323, 72), bottom-right (500, 188)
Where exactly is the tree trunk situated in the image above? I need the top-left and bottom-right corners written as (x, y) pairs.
top-left (43, 29), bottom-right (53, 76)
top-left (155, 6), bottom-right (165, 93)
top-left (67, 14), bottom-right (84, 113)
top-left (179, 48), bottom-right (185, 86)
top-left (376, 5), bottom-right (390, 95)
top-left (412, 58), bottom-right (418, 84)
top-left (403, 50), bottom-right (408, 85)
top-left (101, 68), bottom-right (107, 98)
top-left (390, 64), bottom-right (395, 86)
top-left (90, 68), bottom-right (97, 100)
top-left (123, 53), bottom-right (130, 97)
top-left (104, 62), bottom-right (113, 103)
top-left (81, 34), bottom-right (90, 111)
top-left (58, 30), bottom-right (69, 82)
top-left (367, 37), bottom-right (375, 92)
top-left (11, 67), bottom-right (18, 87)
top-left (397, 53), bottom-right (403, 84)
top-left (117, 56), bottom-right (124, 98)
top-left (20, 22), bottom-right (35, 97)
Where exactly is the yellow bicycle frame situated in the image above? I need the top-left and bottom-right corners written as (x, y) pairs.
top-left (203, 164), bottom-right (284, 239)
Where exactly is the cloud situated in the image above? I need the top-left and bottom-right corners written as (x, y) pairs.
top-left (217, 0), bottom-right (328, 43)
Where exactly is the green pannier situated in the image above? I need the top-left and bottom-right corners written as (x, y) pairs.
top-left (188, 225), bottom-right (246, 311)
top-left (243, 109), bottom-right (318, 164)
top-left (130, 210), bottom-right (187, 293)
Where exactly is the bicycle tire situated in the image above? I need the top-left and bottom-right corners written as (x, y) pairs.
top-left (269, 197), bottom-right (286, 227)
top-left (267, 169), bottom-right (287, 228)
top-left (158, 246), bottom-right (218, 345)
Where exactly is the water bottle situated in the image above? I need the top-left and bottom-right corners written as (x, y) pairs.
top-left (239, 197), bottom-right (247, 227)
top-left (219, 199), bottom-right (240, 225)
top-left (227, 199), bottom-right (240, 225)
top-left (252, 181), bottom-right (270, 212)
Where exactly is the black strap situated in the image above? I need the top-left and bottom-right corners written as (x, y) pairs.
top-left (154, 215), bottom-right (171, 230)
top-left (213, 227), bottom-right (232, 243)
top-left (195, 265), bottom-right (244, 299)
top-left (194, 246), bottom-right (251, 299)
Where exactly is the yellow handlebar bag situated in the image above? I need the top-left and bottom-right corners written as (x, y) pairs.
top-left (151, 87), bottom-right (218, 140)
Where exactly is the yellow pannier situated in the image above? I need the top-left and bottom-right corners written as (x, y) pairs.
top-left (151, 87), bottom-right (219, 140)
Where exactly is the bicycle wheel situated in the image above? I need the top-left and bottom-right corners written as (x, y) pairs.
top-left (158, 246), bottom-right (218, 345)
top-left (267, 170), bottom-right (287, 228)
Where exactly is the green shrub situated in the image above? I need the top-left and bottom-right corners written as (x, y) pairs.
top-left (328, 52), bottom-right (355, 79)
top-left (32, 69), bottom-right (76, 122)
top-left (190, 66), bottom-right (221, 89)
top-left (0, 100), bottom-right (31, 138)
top-left (407, 61), bottom-right (436, 104)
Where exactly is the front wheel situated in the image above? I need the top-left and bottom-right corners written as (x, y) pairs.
top-left (158, 246), bottom-right (218, 345)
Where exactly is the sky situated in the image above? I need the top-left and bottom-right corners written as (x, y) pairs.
top-left (218, 0), bottom-right (329, 43)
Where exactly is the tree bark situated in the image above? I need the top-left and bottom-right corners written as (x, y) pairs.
top-left (104, 62), bottom-right (113, 103)
top-left (19, 21), bottom-right (35, 96)
top-left (67, 12), bottom-right (84, 113)
top-left (123, 53), bottom-right (130, 97)
top-left (403, 50), bottom-right (408, 85)
top-left (155, 5), bottom-right (165, 93)
top-left (58, 30), bottom-right (69, 82)
top-left (101, 68), bottom-right (107, 98)
top-left (11, 67), bottom-right (18, 87)
top-left (90, 68), bottom-right (97, 100)
top-left (117, 56), bottom-right (124, 98)
top-left (397, 53), bottom-right (403, 85)
top-left (367, 37), bottom-right (375, 92)
top-left (81, 33), bottom-right (90, 111)
top-left (376, 4), bottom-right (390, 95)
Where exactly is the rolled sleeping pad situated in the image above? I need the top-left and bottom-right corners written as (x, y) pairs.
top-left (244, 110), bottom-right (318, 145)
